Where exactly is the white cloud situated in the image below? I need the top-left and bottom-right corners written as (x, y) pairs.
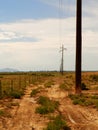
top-left (83, 0), bottom-right (98, 17)
top-left (0, 2), bottom-right (98, 71)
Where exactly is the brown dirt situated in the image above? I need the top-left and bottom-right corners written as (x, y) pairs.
top-left (1, 84), bottom-right (98, 130)
top-left (47, 85), bottom-right (98, 130)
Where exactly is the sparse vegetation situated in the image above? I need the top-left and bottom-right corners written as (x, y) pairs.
top-left (59, 83), bottom-right (70, 91)
top-left (44, 81), bottom-right (54, 88)
top-left (69, 94), bottom-right (98, 109)
top-left (36, 96), bottom-right (59, 114)
top-left (81, 82), bottom-right (89, 90)
top-left (6, 102), bottom-right (19, 108)
top-left (44, 115), bottom-right (71, 130)
top-left (0, 109), bottom-right (11, 118)
top-left (9, 91), bottom-right (23, 99)
top-left (30, 88), bottom-right (39, 97)
top-left (1, 72), bottom-right (98, 129)
top-left (0, 110), bottom-right (4, 116)
top-left (90, 75), bottom-right (98, 82)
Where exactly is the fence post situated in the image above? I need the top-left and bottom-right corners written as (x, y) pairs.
top-left (11, 79), bottom-right (14, 92)
top-left (0, 80), bottom-right (2, 97)
top-left (19, 76), bottom-right (21, 89)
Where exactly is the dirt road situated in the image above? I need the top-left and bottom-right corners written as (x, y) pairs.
top-left (1, 84), bottom-right (98, 130)
top-left (1, 86), bottom-right (48, 130)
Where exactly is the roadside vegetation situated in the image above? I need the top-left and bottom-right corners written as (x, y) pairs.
top-left (36, 96), bottom-right (59, 114)
top-left (44, 115), bottom-right (71, 130)
top-left (44, 80), bottom-right (54, 88)
top-left (69, 94), bottom-right (98, 109)
top-left (30, 88), bottom-right (40, 97)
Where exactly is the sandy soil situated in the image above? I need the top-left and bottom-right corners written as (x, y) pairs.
top-left (1, 84), bottom-right (98, 130)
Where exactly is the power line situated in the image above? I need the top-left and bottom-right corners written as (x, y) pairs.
top-left (58, 0), bottom-right (63, 46)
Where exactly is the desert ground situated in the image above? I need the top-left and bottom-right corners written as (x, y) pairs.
top-left (0, 72), bottom-right (98, 130)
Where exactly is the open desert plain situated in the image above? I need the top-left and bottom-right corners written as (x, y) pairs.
top-left (0, 72), bottom-right (98, 130)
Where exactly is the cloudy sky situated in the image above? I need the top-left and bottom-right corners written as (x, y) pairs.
top-left (0, 0), bottom-right (98, 71)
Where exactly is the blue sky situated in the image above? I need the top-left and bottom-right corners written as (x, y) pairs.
top-left (0, 0), bottom-right (98, 71)
top-left (0, 0), bottom-right (62, 22)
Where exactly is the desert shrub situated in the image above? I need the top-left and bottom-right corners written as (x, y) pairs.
top-left (59, 83), bottom-right (70, 91)
top-left (30, 88), bottom-right (39, 97)
top-left (81, 83), bottom-right (89, 90)
top-left (91, 95), bottom-right (98, 99)
top-left (3, 90), bottom-right (24, 99)
top-left (44, 81), bottom-right (54, 88)
top-left (44, 115), bottom-right (71, 130)
top-left (94, 101), bottom-right (98, 108)
top-left (73, 97), bottom-right (85, 105)
top-left (36, 106), bottom-right (55, 114)
top-left (0, 109), bottom-right (11, 118)
top-left (90, 96), bottom-right (98, 108)
top-left (9, 91), bottom-right (23, 99)
top-left (69, 94), bottom-right (88, 106)
top-left (69, 94), bottom-right (98, 108)
top-left (83, 100), bottom-right (94, 106)
top-left (0, 110), bottom-right (4, 116)
top-left (36, 96), bottom-right (59, 115)
top-left (37, 96), bottom-right (50, 105)
top-left (32, 78), bottom-right (38, 85)
top-left (40, 72), bottom-right (54, 77)
top-left (90, 75), bottom-right (98, 82)
top-left (6, 102), bottom-right (19, 108)
top-left (69, 94), bottom-right (79, 100)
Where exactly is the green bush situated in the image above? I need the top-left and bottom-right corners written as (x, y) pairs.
top-left (10, 91), bottom-right (23, 99)
top-left (36, 106), bottom-right (54, 115)
top-left (38, 96), bottom-right (50, 105)
top-left (83, 100), bottom-right (94, 106)
top-left (44, 115), bottom-right (71, 130)
top-left (30, 89), bottom-right (39, 97)
top-left (44, 81), bottom-right (54, 88)
top-left (69, 94), bottom-right (87, 106)
top-left (69, 94), bottom-right (98, 108)
top-left (81, 83), bottom-right (89, 90)
top-left (59, 83), bottom-right (70, 91)
top-left (36, 96), bottom-right (59, 115)
top-left (72, 98), bottom-right (85, 105)
top-left (69, 94), bottom-right (79, 100)
top-left (38, 96), bottom-right (59, 107)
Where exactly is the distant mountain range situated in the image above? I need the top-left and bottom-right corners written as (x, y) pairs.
top-left (0, 68), bottom-right (19, 72)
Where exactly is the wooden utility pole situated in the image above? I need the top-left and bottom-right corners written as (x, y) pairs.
top-left (75, 0), bottom-right (82, 94)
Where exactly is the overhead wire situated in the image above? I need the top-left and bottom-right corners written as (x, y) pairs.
top-left (58, 0), bottom-right (65, 47)
top-left (58, 0), bottom-right (62, 47)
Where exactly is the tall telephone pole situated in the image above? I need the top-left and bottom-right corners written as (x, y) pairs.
top-left (75, 0), bottom-right (82, 94)
top-left (60, 44), bottom-right (66, 75)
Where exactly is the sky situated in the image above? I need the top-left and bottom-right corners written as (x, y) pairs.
top-left (0, 0), bottom-right (98, 71)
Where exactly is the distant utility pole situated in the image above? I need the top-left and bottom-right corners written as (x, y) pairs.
top-left (75, 0), bottom-right (82, 94)
top-left (60, 44), bottom-right (66, 75)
